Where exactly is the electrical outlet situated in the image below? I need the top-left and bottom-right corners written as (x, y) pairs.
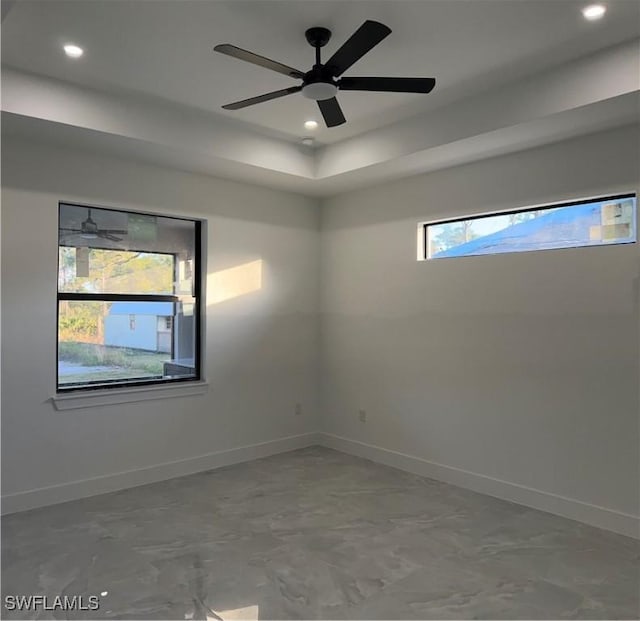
top-left (295, 403), bottom-right (303, 416)
top-left (358, 409), bottom-right (367, 423)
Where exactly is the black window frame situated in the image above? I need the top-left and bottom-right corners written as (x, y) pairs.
top-left (56, 202), bottom-right (202, 393)
top-left (422, 193), bottom-right (637, 260)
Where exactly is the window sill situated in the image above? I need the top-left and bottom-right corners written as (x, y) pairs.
top-left (52, 381), bottom-right (209, 411)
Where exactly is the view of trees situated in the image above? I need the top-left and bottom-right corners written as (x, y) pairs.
top-left (58, 248), bottom-right (173, 344)
top-left (430, 210), bottom-right (545, 255)
top-left (507, 210), bottom-right (540, 227)
top-left (431, 220), bottom-right (479, 255)
top-left (58, 247), bottom-right (173, 294)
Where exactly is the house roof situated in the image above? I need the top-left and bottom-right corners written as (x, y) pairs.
top-left (109, 302), bottom-right (174, 316)
top-left (432, 202), bottom-right (623, 258)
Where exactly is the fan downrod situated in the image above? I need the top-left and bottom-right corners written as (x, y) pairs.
top-left (305, 27), bottom-right (332, 48)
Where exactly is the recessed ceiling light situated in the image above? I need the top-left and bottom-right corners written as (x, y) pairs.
top-left (63, 44), bottom-right (84, 58)
top-left (304, 120), bottom-right (318, 131)
top-left (582, 4), bottom-right (606, 20)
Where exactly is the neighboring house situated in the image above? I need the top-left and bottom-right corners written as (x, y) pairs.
top-left (104, 302), bottom-right (173, 353)
top-left (432, 202), bottom-right (630, 258)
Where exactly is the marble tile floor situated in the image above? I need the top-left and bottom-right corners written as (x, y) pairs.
top-left (2, 446), bottom-right (638, 620)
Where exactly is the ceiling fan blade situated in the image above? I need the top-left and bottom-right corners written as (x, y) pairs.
top-left (339, 76), bottom-right (436, 93)
top-left (214, 44), bottom-right (305, 79)
top-left (325, 20), bottom-right (391, 78)
top-left (99, 232), bottom-right (122, 242)
top-left (222, 86), bottom-right (303, 110)
top-left (318, 97), bottom-right (346, 127)
top-left (59, 228), bottom-right (83, 233)
top-left (100, 230), bottom-right (128, 235)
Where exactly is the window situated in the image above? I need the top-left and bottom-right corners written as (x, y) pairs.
top-left (423, 194), bottom-right (637, 260)
top-left (57, 203), bottom-right (201, 391)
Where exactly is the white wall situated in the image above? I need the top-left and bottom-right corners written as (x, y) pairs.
top-left (3, 126), bottom-right (639, 537)
top-left (1, 137), bottom-right (320, 510)
top-left (320, 125), bottom-right (640, 536)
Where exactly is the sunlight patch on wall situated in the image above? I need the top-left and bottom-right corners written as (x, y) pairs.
top-left (207, 259), bottom-right (263, 306)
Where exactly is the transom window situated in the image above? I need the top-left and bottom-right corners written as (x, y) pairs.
top-left (422, 194), bottom-right (637, 260)
top-left (57, 203), bottom-right (201, 391)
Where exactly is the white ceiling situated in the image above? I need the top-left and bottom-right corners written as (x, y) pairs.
top-left (2, 0), bottom-right (640, 144)
top-left (2, 1), bottom-right (639, 197)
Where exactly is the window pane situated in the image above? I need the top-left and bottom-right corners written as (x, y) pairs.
top-left (58, 246), bottom-right (174, 295)
top-left (57, 203), bottom-right (201, 392)
top-left (59, 204), bottom-right (197, 295)
top-left (58, 248), bottom-right (175, 295)
top-left (58, 300), bottom-right (197, 389)
top-left (427, 196), bottom-right (636, 259)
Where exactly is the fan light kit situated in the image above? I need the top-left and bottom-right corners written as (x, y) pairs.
top-left (214, 20), bottom-right (435, 128)
top-left (63, 44), bottom-right (84, 58)
top-left (582, 4), bottom-right (606, 20)
top-left (303, 81), bottom-right (337, 101)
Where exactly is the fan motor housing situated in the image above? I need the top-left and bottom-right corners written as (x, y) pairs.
top-left (305, 27), bottom-right (332, 48)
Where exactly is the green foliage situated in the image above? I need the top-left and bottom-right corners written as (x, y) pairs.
top-left (59, 248), bottom-right (173, 294)
top-left (58, 299), bottom-right (106, 343)
top-left (58, 314), bottom-right (97, 336)
top-left (433, 221), bottom-right (479, 253)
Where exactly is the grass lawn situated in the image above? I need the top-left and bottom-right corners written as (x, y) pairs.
top-left (60, 369), bottom-right (160, 384)
top-left (58, 341), bottom-right (169, 384)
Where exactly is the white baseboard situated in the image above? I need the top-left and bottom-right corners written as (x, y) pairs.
top-left (318, 432), bottom-right (640, 540)
top-left (5, 431), bottom-right (637, 540)
top-left (1, 432), bottom-right (320, 515)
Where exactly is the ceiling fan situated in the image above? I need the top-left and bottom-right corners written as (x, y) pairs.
top-left (60, 209), bottom-right (128, 242)
top-left (214, 20), bottom-right (436, 128)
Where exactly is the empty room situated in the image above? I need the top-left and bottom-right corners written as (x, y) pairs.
top-left (1, 0), bottom-right (639, 619)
